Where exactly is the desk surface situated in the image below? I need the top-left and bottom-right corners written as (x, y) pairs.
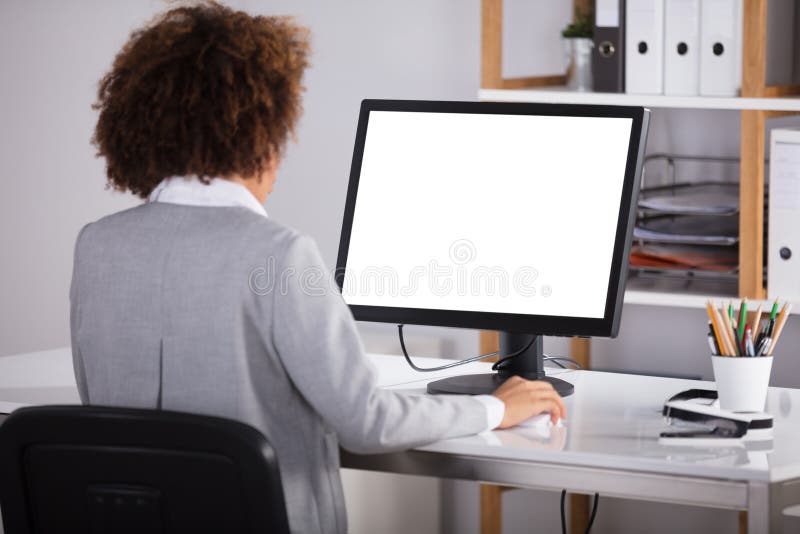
top-left (1, 348), bottom-right (799, 484)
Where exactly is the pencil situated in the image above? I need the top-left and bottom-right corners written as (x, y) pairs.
top-left (720, 303), bottom-right (738, 356)
top-left (707, 301), bottom-right (727, 356)
top-left (717, 302), bottom-right (736, 356)
top-left (750, 304), bottom-right (763, 335)
top-left (767, 302), bottom-right (792, 356)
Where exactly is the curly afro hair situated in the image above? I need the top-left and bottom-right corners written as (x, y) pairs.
top-left (92, 2), bottom-right (310, 198)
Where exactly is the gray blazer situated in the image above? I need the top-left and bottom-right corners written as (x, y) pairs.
top-left (70, 202), bottom-right (487, 534)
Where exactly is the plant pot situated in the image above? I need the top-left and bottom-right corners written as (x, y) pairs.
top-left (563, 37), bottom-right (593, 92)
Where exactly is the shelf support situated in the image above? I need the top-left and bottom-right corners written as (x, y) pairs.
top-left (741, 0), bottom-right (767, 98)
top-left (737, 0), bottom-right (769, 299)
top-left (739, 110), bottom-right (766, 300)
top-left (480, 0), bottom-right (503, 89)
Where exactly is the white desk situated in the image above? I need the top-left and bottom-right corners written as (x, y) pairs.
top-left (2, 348), bottom-right (799, 533)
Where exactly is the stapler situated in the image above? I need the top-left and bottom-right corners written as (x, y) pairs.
top-left (659, 389), bottom-right (773, 445)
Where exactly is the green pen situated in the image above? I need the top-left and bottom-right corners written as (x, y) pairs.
top-left (738, 299), bottom-right (747, 343)
top-left (770, 299), bottom-right (779, 320)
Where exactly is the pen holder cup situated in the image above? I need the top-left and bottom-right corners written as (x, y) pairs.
top-left (711, 355), bottom-right (773, 412)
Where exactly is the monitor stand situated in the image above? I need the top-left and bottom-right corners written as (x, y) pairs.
top-left (426, 332), bottom-right (575, 397)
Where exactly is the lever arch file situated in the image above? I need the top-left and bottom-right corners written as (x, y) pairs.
top-left (768, 128), bottom-right (800, 301)
top-left (592, 0), bottom-right (625, 92)
top-left (664, 0), bottom-right (700, 95)
top-left (699, 0), bottom-right (742, 97)
top-left (625, 0), bottom-right (664, 94)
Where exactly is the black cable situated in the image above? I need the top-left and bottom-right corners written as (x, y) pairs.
top-left (494, 351), bottom-right (583, 373)
top-left (544, 356), bottom-right (583, 370)
top-left (490, 336), bottom-right (536, 371)
top-left (397, 324), bottom-right (500, 372)
top-left (492, 351), bottom-right (517, 372)
top-left (586, 493), bottom-right (600, 533)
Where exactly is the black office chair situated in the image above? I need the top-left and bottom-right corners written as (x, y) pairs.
top-left (0, 405), bottom-right (290, 534)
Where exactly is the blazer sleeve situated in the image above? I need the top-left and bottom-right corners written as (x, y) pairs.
top-left (268, 234), bottom-right (489, 454)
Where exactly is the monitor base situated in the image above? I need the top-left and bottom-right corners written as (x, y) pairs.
top-left (426, 373), bottom-right (575, 397)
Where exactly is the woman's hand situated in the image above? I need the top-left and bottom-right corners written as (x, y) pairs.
top-left (491, 376), bottom-right (567, 429)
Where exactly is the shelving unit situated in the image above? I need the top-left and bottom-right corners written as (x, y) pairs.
top-left (476, 1), bottom-right (800, 533)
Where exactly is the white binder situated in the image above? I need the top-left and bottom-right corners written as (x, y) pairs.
top-left (664, 0), bottom-right (700, 96)
top-left (625, 0), bottom-right (664, 94)
top-left (699, 0), bottom-right (742, 97)
top-left (768, 128), bottom-right (800, 302)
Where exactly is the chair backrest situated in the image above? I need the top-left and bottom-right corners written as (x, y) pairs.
top-left (0, 405), bottom-right (290, 534)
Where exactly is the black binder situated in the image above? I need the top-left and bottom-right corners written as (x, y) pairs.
top-left (592, 0), bottom-right (625, 93)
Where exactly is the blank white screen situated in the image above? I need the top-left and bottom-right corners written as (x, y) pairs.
top-left (342, 111), bottom-right (633, 319)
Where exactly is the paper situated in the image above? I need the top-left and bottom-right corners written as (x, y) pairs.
top-left (770, 141), bottom-right (800, 210)
top-left (639, 184), bottom-right (738, 215)
top-left (634, 215), bottom-right (738, 246)
top-left (631, 244), bottom-right (738, 272)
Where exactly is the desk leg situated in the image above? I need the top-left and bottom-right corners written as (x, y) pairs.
top-left (747, 481), bottom-right (782, 534)
top-left (568, 493), bottom-right (590, 533)
top-left (478, 332), bottom-right (503, 534)
top-left (480, 484), bottom-right (505, 534)
top-left (568, 339), bottom-right (591, 533)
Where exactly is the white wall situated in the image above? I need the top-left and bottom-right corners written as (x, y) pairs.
top-left (2, 2), bottom-right (800, 534)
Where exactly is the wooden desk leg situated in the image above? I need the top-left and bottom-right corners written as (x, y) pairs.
top-left (568, 493), bottom-right (590, 533)
top-left (738, 511), bottom-right (747, 534)
top-left (480, 484), bottom-right (505, 534)
top-left (568, 338), bottom-right (592, 532)
top-left (478, 332), bottom-right (504, 534)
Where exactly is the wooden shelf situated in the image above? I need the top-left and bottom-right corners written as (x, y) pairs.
top-left (479, 87), bottom-right (800, 112)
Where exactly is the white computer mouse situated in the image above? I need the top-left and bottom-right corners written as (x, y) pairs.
top-left (517, 412), bottom-right (563, 429)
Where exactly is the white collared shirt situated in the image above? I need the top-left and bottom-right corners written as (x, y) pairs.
top-left (146, 176), bottom-right (505, 431)
top-left (149, 176), bottom-right (268, 217)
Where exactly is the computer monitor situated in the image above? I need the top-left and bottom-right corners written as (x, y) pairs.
top-left (336, 100), bottom-right (650, 396)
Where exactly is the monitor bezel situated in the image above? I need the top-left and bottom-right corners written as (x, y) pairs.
top-left (335, 99), bottom-right (649, 337)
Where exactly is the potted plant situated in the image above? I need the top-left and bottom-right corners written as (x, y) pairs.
top-left (562, 7), bottom-right (594, 91)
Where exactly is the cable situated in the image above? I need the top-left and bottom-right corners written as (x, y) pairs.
top-left (546, 357), bottom-right (568, 369)
top-left (544, 356), bottom-right (583, 370)
top-left (560, 490), bottom-right (600, 534)
top-left (586, 493), bottom-right (600, 533)
top-left (493, 351), bottom-right (582, 373)
top-left (399, 325), bottom-right (573, 374)
top-left (489, 336), bottom-right (536, 371)
top-left (397, 324), bottom-right (500, 372)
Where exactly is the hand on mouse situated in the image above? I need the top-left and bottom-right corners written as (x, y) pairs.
top-left (490, 376), bottom-right (567, 429)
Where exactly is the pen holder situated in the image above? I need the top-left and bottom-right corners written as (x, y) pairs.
top-left (711, 355), bottom-right (773, 412)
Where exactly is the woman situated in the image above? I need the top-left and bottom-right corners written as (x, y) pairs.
top-left (71, 4), bottom-right (566, 533)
